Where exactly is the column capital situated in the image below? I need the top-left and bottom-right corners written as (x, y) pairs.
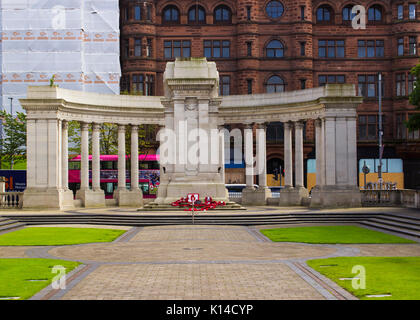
top-left (256, 122), bottom-right (267, 130)
top-left (118, 124), bottom-right (126, 132)
top-left (131, 124), bottom-right (139, 132)
top-left (80, 122), bottom-right (89, 131)
top-left (92, 123), bottom-right (101, 131)
top-left (62, 120), bottom-right (69, 130)
top-left (314, 118), bottom-right (323, 128)
top-left (283, 121), bottom-right (293, 130)
top-left (294, 121), bottom-right (305, 129)
top-left (244, 123), bottom-right (254, 130)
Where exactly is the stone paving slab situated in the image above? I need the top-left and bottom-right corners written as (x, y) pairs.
top-left (130, 226), bottom-right (257, 242)
top-left (47, 240), bottom-right (336, 264)
top-left (344, 244), bottom-right (420, 257)
top-left (26, 224), bottom-right (132, 230)
top-left (0, 246), bottom-right (41, 258)
top-left (60, 263), bottom-right (325, 300)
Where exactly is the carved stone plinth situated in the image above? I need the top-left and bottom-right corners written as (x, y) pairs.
top-left (278, 187), bottom-right (309, 206)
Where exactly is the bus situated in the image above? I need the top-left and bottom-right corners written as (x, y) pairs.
top-left (68, 154), bottom-right (160, 199)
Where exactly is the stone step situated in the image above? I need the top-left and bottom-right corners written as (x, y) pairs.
top-left (360, 221), bottom-right (420, 239)
top-left (368, 217), bottom-right (420, 232)
top-left (0, 218), bottom-right (25, 234)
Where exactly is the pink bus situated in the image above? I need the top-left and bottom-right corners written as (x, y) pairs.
top-left (68, 154), bottom-right (160, 199)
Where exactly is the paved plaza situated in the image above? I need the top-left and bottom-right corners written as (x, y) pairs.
top-left (1, 210), bottom-right (419, 300)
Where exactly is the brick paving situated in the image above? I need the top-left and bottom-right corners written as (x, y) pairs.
top-left (0, 219), bottom-right (418, 300)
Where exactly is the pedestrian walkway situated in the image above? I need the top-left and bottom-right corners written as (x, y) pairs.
top-left (1, 223), bottom-right (419, 300)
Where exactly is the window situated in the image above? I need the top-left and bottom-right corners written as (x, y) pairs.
top-left (123, 7), bottom-right (129, 21)
top-left (318, 40), bottom-right (345, 58)
top-left (409, 4), bottom-right (416, 19)
top-left (246, 6), bottom-right (252, 21)
top-left (134, 38), bottom-right (142, 57)
top-left (266, 76), bottom-right (285, 93)
top-left (266, 1), bottom-right (284, 19)
top-left (318, 75), bottom-right (345, 86)
top-left (219, 76), bottom-right (230, 96)
top-left (300, 6), bottom-right (305, 20)
top-left (397, 4), bottom-right (403, 20)
top-left (358, 75), bottom-right (384, 98)
top-left (343, 5), bottom-right (356, 21)
top-left (358, 115), bottom-right (385, 140)
top-left (300, 79), bottom-right (306, 89)
top-left (246, 42), bottom-right (252, 56)
top-left (132, 74), bottom-right (154, 96)
top-left (247, 79), bottom-right (253, 94)
top-left (120, 75), bottom-right (129, 93)
top-left (146, 38), bottom-right (152, 57)
top-left (134, 6), bottom-right (141, 21)
top-left (188, 5), bottom-right (205, 24)
top-left (163, 5), bottom-right (180, 23)
top-left (123, 39), bottom-right (129, 57)
top-left (300, 42), bottom-right (306, 56)
top-left (396, 73), bottom-right (406, 96)
top-left (368, 5), bottom-right (383, 22)
top-left (397, 114), bottom-right (420, 139)
top-left (204, 40), bottom-right (230, 58)
top-left (266, 40), bottom-right (284, 58)
top-left (164, 40), bottom-right (191, 59)
top-left (358, 40), bottom-right (384, 58)
top-left (409, 36), bottom-right (417, 54)
top-left (146, 5), bottom-right (152, 21)
top-left (214, 5), bottom-right (231, 23)
top-left (317, 5), bottom-right (333, 23)
top-left (408, 73), bottom-right (417, 94)
top-left (267, 122), bottom-right (284, 142)
top-left (398, 37), bottom-right (404, 56)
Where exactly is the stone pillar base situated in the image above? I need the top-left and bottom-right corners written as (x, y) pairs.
top-left (114, 188), bottom-right (143, 207)
top-left (310, 185), bottom-right (361, 208)
top-left (278, 187), bottom-right (309, 206)
top-left (76, 188), bottom-right (106, 208)
top-left (22, 188), bottom-right (74, 210)
top-left (242, 187), bottom-right (272, 206)
top-left (155, 181), bottom-right (229, 204)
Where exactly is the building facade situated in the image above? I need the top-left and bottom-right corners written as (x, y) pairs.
top-left (119, 0), bottom-right (420, 189)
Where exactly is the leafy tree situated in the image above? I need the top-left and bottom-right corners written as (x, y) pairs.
top-left (406, 64), bottom-right (420, 130)
top-left (0, 111), bottom-right (26, 169)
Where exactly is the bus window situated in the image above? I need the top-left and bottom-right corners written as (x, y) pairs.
top-left (140, 182), bottom-right (149, 194)
top-left (101, 161), bottom-right (113, 170)
top-left (69, 162), bottom-right (80, 170)
top-left (139, 163), bottom-right (150, 169)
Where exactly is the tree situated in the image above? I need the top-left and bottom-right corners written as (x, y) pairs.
top-left (406, 64), bottom-right (420, 130)
top-left (0, 111), bottom-right (26, 169)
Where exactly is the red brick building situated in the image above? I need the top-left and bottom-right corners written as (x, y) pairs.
top-left (120, 0), bottom-right (420, 189)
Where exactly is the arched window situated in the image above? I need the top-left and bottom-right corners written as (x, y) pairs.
top-left (214, 5), bottom-right (232, 23)
top-left (266, 40), bottom-right (284, 58)
top-left (342, 4), bottom-right (356, 21)
top-left (188, 5), bottom-right (206, 24)
top-left (163, 5), bottom-right (180, 23)
top-left (266, 1), bottom-right (284, 19)
top-left (316, 5), bottom-right (333, 23)
top-left (266, 76), bottom-right (286, 93)
top-left (368, 5), bottom-right (383, 22)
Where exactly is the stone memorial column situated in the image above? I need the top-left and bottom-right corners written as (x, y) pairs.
top-left (61, 120), bottom-right (69, 190)
top-left (92, 123), bottom-right (101, 191)
top-left (117, 124), bottom-right (126, 191)
top-left (283, 122), bottom-right (293, 188)
top-left (79, 122), bottom-right (89, 191)
top-left (244, 124), bottom-right (254, 190)
top-left (294, 121), bottom-right (304, 188)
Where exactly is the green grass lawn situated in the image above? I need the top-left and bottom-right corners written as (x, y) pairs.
top-left (260, 225), bottom-right (416, 244)
top-left (0, 258), bottom-right (80, 300)
top-left (307, 257), bottom-right (420, 300)
top-left (0, 227), bottom-right (125, 246)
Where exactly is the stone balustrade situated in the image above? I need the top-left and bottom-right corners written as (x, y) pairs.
top-left (0, 192), bottom-right (23, 209)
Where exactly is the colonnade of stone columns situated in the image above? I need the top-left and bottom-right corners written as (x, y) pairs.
top-left (69, 121), bottom-right (143, 208)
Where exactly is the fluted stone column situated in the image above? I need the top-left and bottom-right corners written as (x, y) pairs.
top-left (76, 122), bottom-right (105, 207)
top-left (127, 125), bottom-right (144, 207)
top-left (315, 119), bottom-right (325, 187)
top-left (279, 121), bottom-right (309, 206)
top-left (294, 121), bottom-right (304, 188)
top-left (244, 124), bottom-right (254, 190)
top-left (92, 123), bottom-right (101, 191)
top-left (61, 121), bottom-right (69, 191)
top-left (283, 122), bottom-right (293, 188)
top-left (79, 122), bottom-right (89, 191)
top-left (113, 124), bottom-right (142, 207)
top-left (117, 124), bottom-right (126, 191)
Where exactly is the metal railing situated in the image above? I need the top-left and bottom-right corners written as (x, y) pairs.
top-left (0, 192), bottom-right (23, 209)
